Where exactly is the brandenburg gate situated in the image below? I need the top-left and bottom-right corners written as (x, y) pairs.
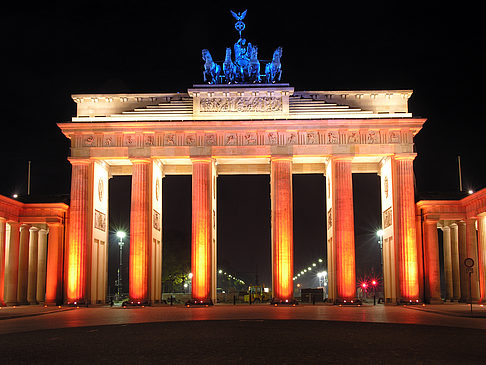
top-left (58, 83), bottom-right (425, 305)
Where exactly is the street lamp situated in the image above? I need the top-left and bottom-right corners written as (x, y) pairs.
top-left (116, 231), bottom-right (126, 299)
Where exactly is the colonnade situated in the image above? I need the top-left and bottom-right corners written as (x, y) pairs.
top-left (65, 152), bottom-right (420, 305)
top-left (421, 216), bottom-right (486, 303)
top-left (0, 218), bottom-right (65, 306)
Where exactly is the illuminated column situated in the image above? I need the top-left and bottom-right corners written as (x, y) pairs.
top-left (394, 155), bottom-right (419, 302)
top-left (458, 221), bottom-right (468, 301)
top-left (441, 225), bottom-right (453, 301)
top-left (27, 227), bottom-right (39, 304)
top-left (45, 223), bottom-right (64, 305)
top-left (450, 223), bottom-right (461, 300)
top-left (36, 228), bottom-right (49, 303)
top-left (270, 156), bottom-right (294, 301)
top-left (191, 157), bottom-right (216, 302)
top-left (67, 159), bottom-right (91, 304)
top-left (332, 157), bottom-right (356, 301)
top-left (129, 159), bottom-right (151, 303)
top-left (5, 222), bottom-right (20, 305)
top-left (17, 224), bottom-right (31, 305)
top-left (0, 218), bottom-right (6, 305)
top-left (465, 219), bottom-right (480, 301)
top-left (423, 219), bottom-right (441, 303)
top-left (478, 216), bottom-right (486, 303)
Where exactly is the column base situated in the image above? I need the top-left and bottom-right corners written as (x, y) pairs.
top-left (399, 299), bottom-right (423, 305)
top-left (185, 298), bottom-right (213, 307)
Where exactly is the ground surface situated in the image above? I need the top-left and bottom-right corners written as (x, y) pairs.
top-left (1, 303), bottom-right (485, 364)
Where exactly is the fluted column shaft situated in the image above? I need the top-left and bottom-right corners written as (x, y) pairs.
top-left (5, 223), bottom-right (20, 305)
top-left (442, 226), bottom-right (453, 301)
top-left (424, 220), bottom-right (441, 302)
top-left (36, 228), bottom-right (48, 303)
top-left (0, 218), bottom-right (6, 305)
top-left (67, 160), bottom-right (90, 303)
top-left (129, 160), bottom-right (151, 303)
top-left (27, 227), bottom-right (39, 304)
top-left (478, 216), bottom-right (486, 303)
top-left (394, 156), bottom-right (419, 301)
top-left (17, 224), bottom-right (30, 304)
top-left (271, 157), bottom-right (294, 301)
top-left (333, 158), bottom-right (356, 301)
top-left (45, 223), bottom-right (63, 304)
top-left (450, 223), bottom-right (461, 300)
top-left (191, 158), bottom-right (213, 301)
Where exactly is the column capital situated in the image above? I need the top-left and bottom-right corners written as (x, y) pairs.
top-left (270, 155), bottom-right (293, 161)
top-left (331, 155), bottom-right (354, 162)
top-left (130, 158), bottom-right (151, 164)
top-left (68, 158), bottom-right (91, 165)
top-left (191, 156), bottom-right (213, 163)
top-left (394, 153), bottom-right (417, 161)
top-left (29, 226), bottom-right (40, 233)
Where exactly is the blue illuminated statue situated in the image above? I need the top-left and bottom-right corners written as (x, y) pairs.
top-left (202, 49), bottom-right (221, 84)
top-left (201, 10), bottom-right (283, 84)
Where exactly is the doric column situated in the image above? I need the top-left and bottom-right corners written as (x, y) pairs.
top-left (450, 223), bottom-right (461, 300)
top-left (465, 219), bottom-right (480, 301)
top-left (27, 227), bottom-right (39, 304)
top-left (17, 224), bottom-right (31, 305)
top-left (332, 157), bottom-right (356, 301)
top-left (129, 159), bottom-right (151, 303)
top-left (0, 218), bottom-right (6, 305)
top-left (394, 155), bottom-right (420, 302)
top-left (191, 157), bottom-right (216, 303)
top-left (423, 219), bottom-right (441, 303)
top-left (5, 222), bottom-right (20, 305)
top-left (478, 216), bottom-right (486, 303)
top-left (36, 228), bottom-right (49, 303)
top-left (458, 221), bottom-right (468, 301)
top-left (270, 156), bottom-right (294, 302)
top-left (45, 223), bottom-right (64, 305)
top-left (442, 225), bottom-right (453, 301)
top-left (67, 159), bottom-right (91, 304)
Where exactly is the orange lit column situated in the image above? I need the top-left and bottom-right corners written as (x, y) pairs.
top-left (27, 227), bottom-right (39, 304)
top-left (465, 219), bottom-right (480, 301)
top-left (271, 156), bottom-right (294, 301)
top-left (332, 158), bottom-right (356, 301)
top-left (394, 155), bottom-right (420, 302)
top-left (17, 224), bottom-right (30, 305)
top-left (5, 222), bottom-right (20, 305)
top-left (450, 223), bottom-right (461, 301)
top-left (36, 228), bottom-right (49, 303)
top-left (0, 218), bottom-right (6, 305)
top-left (191, 158), bottom-right (216, 302)
top-left (423, 219), bottom-right (441, 303)
top-left (478, 216), bottom-right (486, 303)
top-left (45, 223), bottom-right (64, 305)
top-left (129, 159), bottom-right (151, 303)
top-left (66, 159), bottom-right (91, 304)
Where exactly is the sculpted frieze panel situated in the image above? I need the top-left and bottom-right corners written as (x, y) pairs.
top-left (199, 96), bottom-right (283, 113)
top-left (185, 134), bottom-right (197, 146)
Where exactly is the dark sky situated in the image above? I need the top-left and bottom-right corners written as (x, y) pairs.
top-left (0, 2), bottom-right (483, 288)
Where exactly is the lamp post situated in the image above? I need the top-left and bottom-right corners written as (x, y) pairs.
top-left (116, 231), bottom-right (126, 299)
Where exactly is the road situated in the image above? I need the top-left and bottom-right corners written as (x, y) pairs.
top-left (1, 304), bottom-right (485, 364)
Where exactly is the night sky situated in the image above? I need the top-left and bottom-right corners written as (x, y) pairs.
top-left (1, 2), bottom-right (483, 289)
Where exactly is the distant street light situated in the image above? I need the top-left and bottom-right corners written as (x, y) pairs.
top-left (116, 231), bottom-right (126, 299)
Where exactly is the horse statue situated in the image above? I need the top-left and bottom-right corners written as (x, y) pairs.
top-left (223, 47), bottom-right (236, 83)
top-left (202, 49), bottom-right (221, 84)
top-left (248, 45), bottom-right (260, 83)
top-left (264, 46), bottom-right (283, 83)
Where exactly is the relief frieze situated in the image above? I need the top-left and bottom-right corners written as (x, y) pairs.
top-left (199, 96), bottom-right (283, 113)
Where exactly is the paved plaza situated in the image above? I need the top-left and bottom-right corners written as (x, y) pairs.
top-left (1, 303), bottom-right (486, 363)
